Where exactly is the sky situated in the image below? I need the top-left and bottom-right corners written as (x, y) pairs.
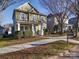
top-left (1, 0), bottom-right (48, 25)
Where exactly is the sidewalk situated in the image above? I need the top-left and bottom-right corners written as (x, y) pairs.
top-left (0, 36), bottom-right (79, 55)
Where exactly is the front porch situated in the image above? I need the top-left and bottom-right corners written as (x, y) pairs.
top-left (16, 22), bottom-right (44, 36)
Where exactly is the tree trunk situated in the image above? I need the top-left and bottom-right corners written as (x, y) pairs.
top-left (75, 14), bottom-right (79, 38)
top-left (60, 24), bottom-right (63, 34)
top-left (60, 19), bottom-right (63, 34)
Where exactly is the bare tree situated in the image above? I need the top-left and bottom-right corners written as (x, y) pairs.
top-left (69, 0), bottom-right (79, 37)
top-left (40, 0), bottom-right (71, 34)
top-left (0, 0), bottom-right (23, 25)
top-left (63, 0), bottom-right (79, 37)
top-left (0, 0), bottom-right (31, 25)
top-left (40, 0), bottom-right (79, 36)
top-left (0, 0), bottom-right (22, 12)
top-left (0, 12), bottom-right (4, 25)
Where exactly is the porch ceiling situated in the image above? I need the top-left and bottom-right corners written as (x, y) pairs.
top-left (17, 21), bottom-right (33, 24)
top-left (16, 21), bottom-right (39, 25)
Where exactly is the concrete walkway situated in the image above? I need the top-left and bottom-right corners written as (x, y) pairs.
top-left (0, 36), bottom-right (79, 55)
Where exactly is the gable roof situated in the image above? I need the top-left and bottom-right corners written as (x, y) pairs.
top-left (69, 17), bottom-right (77, 24)
top-left (16, 2), bottom-right (39, 13)
top-left (47, 12), bottom-right (63, 18)
top-left (12, 2), bottom-right (47, 20)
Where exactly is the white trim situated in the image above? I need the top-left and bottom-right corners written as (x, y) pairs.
top-left (16, 2), bottom-right (29, 9)
top-left (16, 2), bottom-right (28, 9)
top-left (32, 24), bottom-right (35, 36)
top-left (17, 23), bottom-right (20, 31)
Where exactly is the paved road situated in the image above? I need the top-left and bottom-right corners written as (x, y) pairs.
top-left (0, 36), bottom-right (79, 55)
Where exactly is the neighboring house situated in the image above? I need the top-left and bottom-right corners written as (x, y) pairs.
top-left (13, 2), bottom-right (47, 36)
top-left (47, 12), bottom-right (68, 33)
top-left (69, 17), bottom-right (77, 25)
top-left (68, 17), bottom-right (78, 30)
top-left (0, 26), bottom-right (5, 35)
top-left (3, 24), bottom-right (13, 35)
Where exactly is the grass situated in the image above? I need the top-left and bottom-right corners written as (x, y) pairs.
top-left (45, 33), bottom-right (67, 37)
top-left (0, 36), bottom-right (47, 47)
top-left (0, 41), bottom-right (75, 59)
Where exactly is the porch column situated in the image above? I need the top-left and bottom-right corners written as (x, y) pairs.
top-left (17, 23), bottom-right (20, 31)
top-left (32, 24), bottom-right (36, 36)
top-left (41, 25), bottom-right (44, 36)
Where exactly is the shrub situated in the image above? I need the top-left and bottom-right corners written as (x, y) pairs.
top-left (14, 30), bottom-right (33, 38)
top-left (44, 29), bottom-right (49, 35)
top-left (24, 30), bottom-right (33, 37)
top-left (14, 31), bottom-right (22, 38)
top-left (36, 30), bottom-right (40, 35)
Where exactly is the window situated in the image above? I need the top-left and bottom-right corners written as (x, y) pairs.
top-left (20, 26), bottom-right (24, 31)
top-left (20, 13), bottom-right (27, 20)
top-left (48, 18), bottom-right (51, 21)
top-left (54, 17), bottom-right (58, 25)
top-left (41, 16), bottom-right (43, 20)
top-left (25, 26), bottom-right (28, 30)
top-left (33, 15), bottom-right (37, 21)
top-left (40, 16), bottom-right (44, 23)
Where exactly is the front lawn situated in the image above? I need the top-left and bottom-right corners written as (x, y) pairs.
top-left (0, 36), bottom-right (47, 47)
top-left (0, 41), bottom-right (75, 59)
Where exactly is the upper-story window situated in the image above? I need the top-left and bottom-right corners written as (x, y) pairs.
top-left (32, 15), bottom-right (37, 22)
top-left (48, 18), bottom-right (51, 22)
top-left (54, 17), bottom-right (58, 25)
top-left (41, 16), bottom-right (45, 22)
top-left (20, 13), bottom-right (28, 21)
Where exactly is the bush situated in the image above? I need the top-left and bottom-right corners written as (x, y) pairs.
top-left (36, 30), bottom-right (40, 35)
top-left (14, 31), bottom-right (22, 38)
top-left (44, 29), bottom-right (49, 35)
top-left (24, 30), bottom-right (33, 37)
top-left (14, 30), bottom-right (33, 38)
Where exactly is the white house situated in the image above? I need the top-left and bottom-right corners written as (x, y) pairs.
top-left (47, 13), bottom-right (68, 33)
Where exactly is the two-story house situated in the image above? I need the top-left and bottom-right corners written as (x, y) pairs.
top-left (13, 2), bottom-right (47, 36)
